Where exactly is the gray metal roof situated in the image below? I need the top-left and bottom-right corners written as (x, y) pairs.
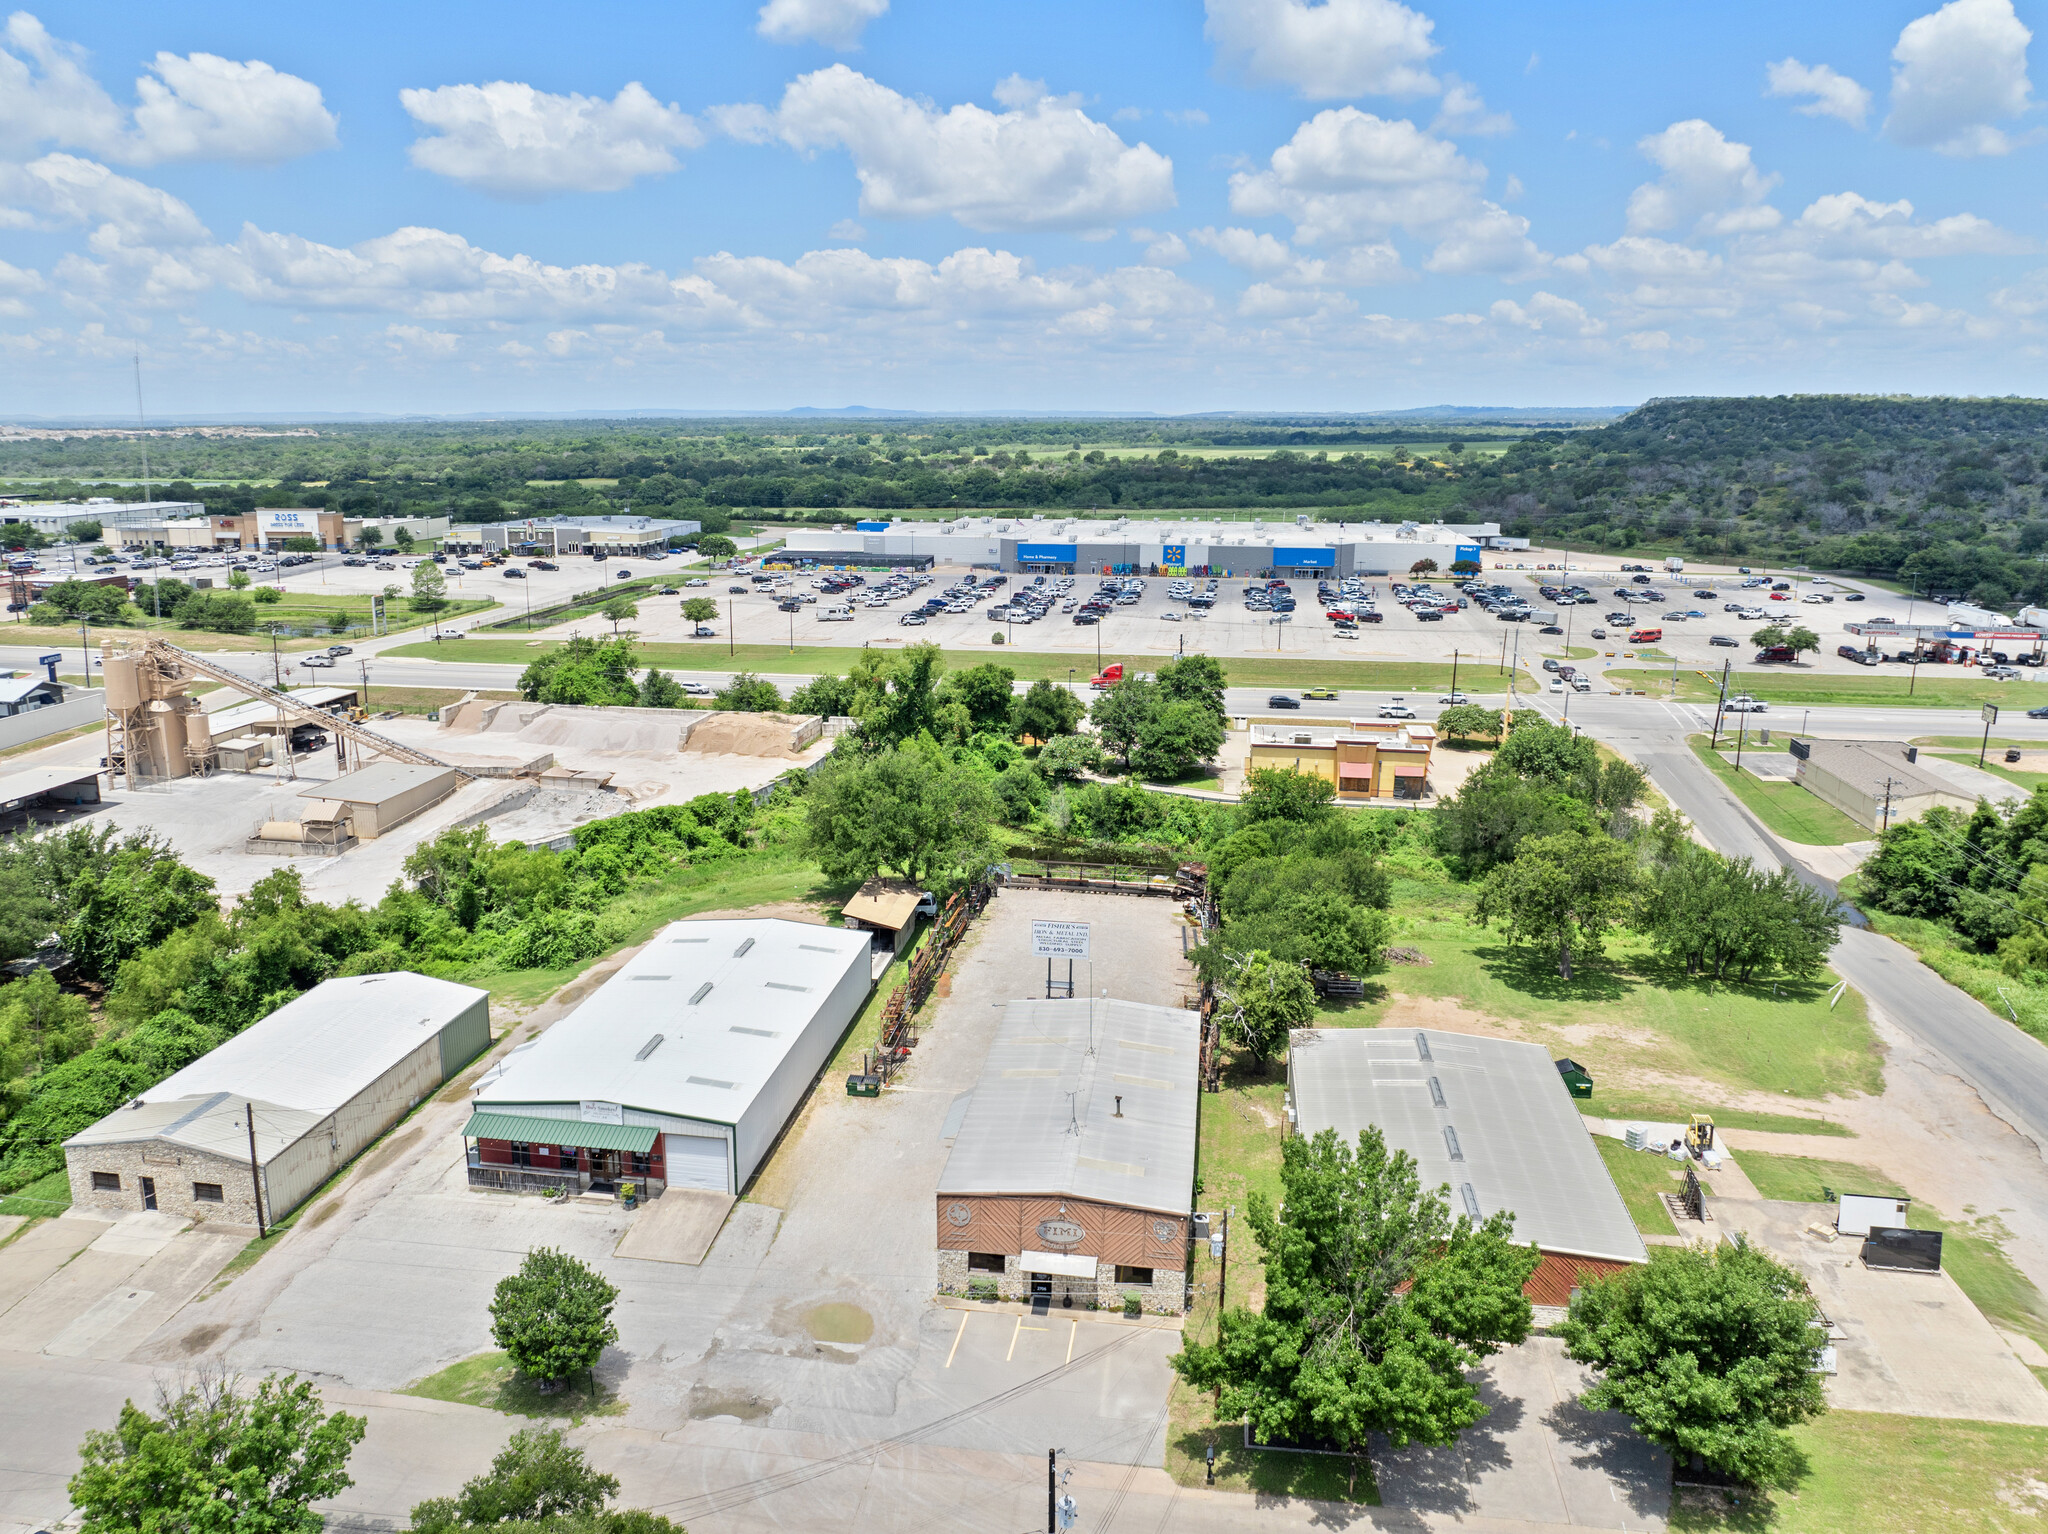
top-left (64, 1092), bottom-right (320, 1162)
top-left (298, 762), bottom-right (459, 805)
top-left (1793, 739), bottom-right (1955, 801)
top-left (938, 998), bottom-right (1200, 1217)
top-left (0, 765), bottom-right (101, 807)
top-left (1288, 1028), bottom-right (1647, 1266)
top-left (134, 973), bottom-right (483, 1118)
top-left (473, 919), bottom-right (870, 1127)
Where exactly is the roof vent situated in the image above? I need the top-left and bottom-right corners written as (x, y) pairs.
top-left (631, 975), bottom-right (670, 982)
top-left (689, 982), bottom-right (714, 1005)
top-left (734, 937), bottom-right (756, 957)
top-left (687, 1075), bottom-right (735, 1089)
top-left (1428, 1076), bottom-right (1445, 1108)
top-left (1415, 1032), bottom-right (1433, 1062)
top-left (1461, 1183), bottom-right (1482, 1221)
top-left (634, 1033), bottom-right (664, 1061)
top-left (1443, 1125), bottom-right (1464, 1162)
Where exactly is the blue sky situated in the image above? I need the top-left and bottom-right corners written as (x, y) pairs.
top-left (1, 0), bottom-right (2043, 414)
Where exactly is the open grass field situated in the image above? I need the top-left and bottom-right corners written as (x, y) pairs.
top-left (1736, 1150), bottom-right (1905, 1202)
top-left (1672, 1411), bottom-right (2048, 1532)
top-left (1594, 1135), bottom-right (1682, 1235)
top-left (1315, 920), bottom-right (1883, 1108)
top-left (1614, 666), bottom-right (2048, 710)
top-left (383, 636), bottom-right (1532, 693)
top-left (1688, 736), bottom-right (1870, 846)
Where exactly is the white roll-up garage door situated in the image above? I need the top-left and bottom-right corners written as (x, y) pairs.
top-left (665, 1133), bottom-right (730, 1192)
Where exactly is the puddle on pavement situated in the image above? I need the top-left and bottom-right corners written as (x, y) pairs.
top-left (803, 1303), bottom-right (874, 1345)
top-left (687, 1385), bottom-right (777, 1422)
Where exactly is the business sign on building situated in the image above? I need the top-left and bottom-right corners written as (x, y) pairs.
top-left (579, 1100), bottom-right (624, 1124)
top-left (1271, 546), bottom-right (1335, 568)
top-left (856, 521), bottom-right (891, 532)
top-left (1455, 544), bottom-right (1482, 566)
top-left (1161, 544), bottom-right (1185, 568)
top-left (1017, 542), bottom-right (1077, 563)
top-left (256, 509), bottom-right (316, 537)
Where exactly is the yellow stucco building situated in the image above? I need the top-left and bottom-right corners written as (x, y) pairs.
top-left (1245, 718), bottom-right (1436, 800)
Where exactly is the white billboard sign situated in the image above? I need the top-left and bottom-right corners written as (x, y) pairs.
top-left (1032, 920), bottom-right (1091, 958)
top-left (256, 509), bottom-right (315, 535)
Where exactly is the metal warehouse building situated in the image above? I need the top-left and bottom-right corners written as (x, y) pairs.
top-left (936, 997), bottom-right (1200, 1314)
top-left (64, 973), bottom-right (491, 1227)
top-left (465, 918), bottom-right (871, 1198)
top-left (783, 514), bottom-right (1503, 579)
top-left (1287, 1028), bottom-right (1646, 1303)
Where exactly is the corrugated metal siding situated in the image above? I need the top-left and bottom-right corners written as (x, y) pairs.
top-left (734, 939), bottom-right (871, 1190)
top-left (264, 1037), bottom-right (443, 1218)
top-left (437, 995), bottom-right (492, 1080)
top-left (1524, 1252), bottom-right (1632, 1306)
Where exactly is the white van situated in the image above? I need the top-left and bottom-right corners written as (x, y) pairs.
top-left (818, 605), bottom-right (853, 621)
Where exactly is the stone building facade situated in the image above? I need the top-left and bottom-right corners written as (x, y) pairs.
top-left (67, 1139), bottom-right (262, 1228)
top-left (934, 1192), bottom-right (1189, 1314)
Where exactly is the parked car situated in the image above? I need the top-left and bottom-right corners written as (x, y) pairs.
top-left (900, 613), bottom-right (928, 626)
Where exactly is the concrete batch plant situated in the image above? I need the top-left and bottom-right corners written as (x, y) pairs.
top-left (1287, 1027), bottom-right (1647, 1304)
top-left (464, 918), bottom-right (871, 1198)
top-left (935, 996), bottom-right (1201, 1314)
top-left (63, 973), bottom-right (491, 1228)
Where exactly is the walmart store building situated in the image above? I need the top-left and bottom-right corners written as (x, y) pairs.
top-left (784, 515), bottom-right (1499, 579)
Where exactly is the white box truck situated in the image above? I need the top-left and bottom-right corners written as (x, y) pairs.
top-left (1665, 556), bottom-right (1685, 573)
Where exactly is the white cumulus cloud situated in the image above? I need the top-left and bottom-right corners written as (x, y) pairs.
top-left (1626, 120), bottom-right (1780, 235)
top-left (1431, 76), bottom-right (1514, 137)
top-left (757, 0), bottom-right (889, 49)
top-left (1204, 0), bottom-right (1439, 99)
top-left (1764, 58), bottom-right (1872, 128)
top-left (401, 81), bottom-right (702, 198)
top-left (1885, 0), bottom-right (2035, 156)
top-left (0, 153), bottom-right (211, 246)
top-left (0, 15), bottom-right (335, 165)
top-left (1778, 191), bottom-right (2028, 257)
top-left (1489, 291), bottom-right (1603, 335)
top-left (128, 52), bottom-right (338, 164)
top-left (719, 66), bottom-right (1174, 233)
top-left (1229, 108), bottom-right (1481, 243)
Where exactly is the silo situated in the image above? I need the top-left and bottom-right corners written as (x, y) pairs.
top-left (101, 651), bottom-right (141, 711)
top-left (155, 700), bottom-right (190, 778)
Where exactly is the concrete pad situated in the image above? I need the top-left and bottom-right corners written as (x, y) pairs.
top-left (616, 1190), bottom-right (734, 1266)
top-left (1367, 1336), bottom-right (1670, 1529)
top-left (0, 1213), bottom-right (110, 1319)
top-left (88, 1209), bottom-right (190, 1259)
top-left (0, 1216), bottom-right (22, 1245)
top-left (1713, 1198), bottom-right (2048, 1425)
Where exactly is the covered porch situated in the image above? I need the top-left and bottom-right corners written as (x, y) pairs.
top-left (462, 1110), bottom-right (666, 1197)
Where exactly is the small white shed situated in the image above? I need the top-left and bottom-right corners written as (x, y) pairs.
top-left (1836, 1192), bottom-right (1912, 1237)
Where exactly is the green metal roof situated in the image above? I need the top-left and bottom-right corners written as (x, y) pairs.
top-left (461, 1111), bottom-right (657, 1153)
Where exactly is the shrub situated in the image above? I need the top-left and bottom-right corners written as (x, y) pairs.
top-left (1123, 1292), bottom-right (1143, 1318)
top-left (500, 909), bottom-right (615, 970)
top-left (968, 1280), bottom-right (1000, 1303)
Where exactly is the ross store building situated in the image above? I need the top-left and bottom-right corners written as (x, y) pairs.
top-left (63, 973), bottom-right (490, 1227)
top-left (936, 997), bottom-right (1199, 1313)
top-left (781, 514), bottom-right (1502, 579)
top-left (1287, 1028), bottom-right (1647, 1304)
top-left (465, 918), bottom-right (871, 1198)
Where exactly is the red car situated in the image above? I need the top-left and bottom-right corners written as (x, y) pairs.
top-left (1326, 608), bottom-right (1355, 622)
top-left (1769, 591), bottom-right (1791, 600)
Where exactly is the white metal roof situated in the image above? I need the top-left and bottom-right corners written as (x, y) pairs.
top-left (1289, 1028), bottom-right (1647, 1266)
top-left (472, 919), bottom-right (870, 1127)
top-left (0, 765), bottom-right (101, 807)
top-left (207, 686), bottom-right (356, 733)
top-left (130, 973), bottom-right (486, 1119)
top-left (0, 676), bottom-right (63, 705)
top-left (937, 997), bottom-right (1200, 1217)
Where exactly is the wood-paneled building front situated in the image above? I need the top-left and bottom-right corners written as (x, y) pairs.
top-left (936, 997), bottom-right (1199, 1314)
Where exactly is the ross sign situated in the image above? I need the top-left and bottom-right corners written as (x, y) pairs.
top-left (1270, 546), bottom-right (1335, 569)
top-left (578, 1100), bottom-right (624, 1124)
top-left (1032, 920), bottom-right (1091, 958)
top-left (256, 508), bottom-right (316, 535)
top-left (1037, 1216), bottom-right (1086, 1248)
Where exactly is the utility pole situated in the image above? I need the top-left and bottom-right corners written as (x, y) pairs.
top-left (246, 1102), bottom-right (267, 1239)
top-left (1881, 775), bottom-right (1897, 833)
top-left (78, 618), bottom-right (93, 687)
top-left (1710, 657), bottom-right (1732, 747)
top-left (1450, 648), bottom-right (1459, 697)
top-left (1047, 1449), bottom-right (1057, 1534)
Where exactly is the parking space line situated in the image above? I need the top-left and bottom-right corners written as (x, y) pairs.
top-left (945, 1309), bottom-right (969, 1368)
top-left (1066, 1320), bottom-right (1077, 1363)
top-left (1006, 1315), bottom-right (1022, 1361)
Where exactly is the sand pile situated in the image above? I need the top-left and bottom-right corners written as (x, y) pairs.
top-left (490, 706), bottom-right (688, 756)
top-left (682, 711), bottom-right (811, 759)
